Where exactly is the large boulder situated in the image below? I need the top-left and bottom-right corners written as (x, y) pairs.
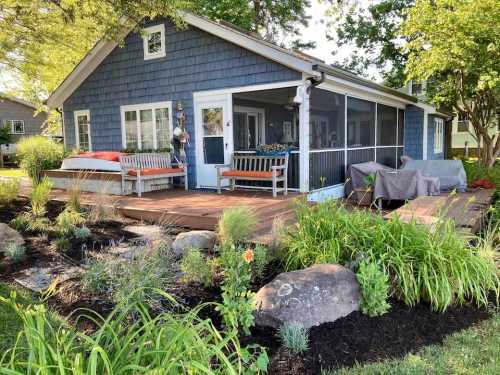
top-left (171, 230), bottom-right (217, 256)
top-left (254, 264), bottom-right (361, 329)
top-left (0, 223), bottom-right (25, 252)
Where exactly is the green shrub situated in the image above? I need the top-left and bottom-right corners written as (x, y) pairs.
top-left (462, 159), bottom-right (500, 187)
top-left (0, 179), bottom-right (19, 206)
top-left (82, 257), bottom-right (111, 295)
top-left (180, 248), bottom-right (216, 287)
top-left (54, 237), bottom-right (70, 252)
top-left (2, 244), bottom-right (26, 264)
top-left (55, 208), bottom-right (85, 238)
top-left (0, 293), bottom-right (269, 374)
top-left (9, 215), bottom-right (29, 232)
top-left (16, 136), bottom-right (64, 184)
top-left (356, 260), bottom-right (391, 317)
top-left (218, 206), bottom-right (258, 245)
top-left (278, 322), bottom-right (309, 354)
top-left (253, 244), bottom-right (271, 279)
top-left (284, 200), bottom-right (499, 312)
top-left (74, 226), bottom-right (91, 240)
top-left (30, 177), bottom-right (52, 218)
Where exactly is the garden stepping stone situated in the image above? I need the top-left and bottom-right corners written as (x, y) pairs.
top-left (171, 230), bottom-right (217, 256)
top-left (14, 262), bottom-right (82, 293)
top-left (123, 224), bottom-right (164, 240)
top-left (0, 223), bottom-right (25, 252)
top-left (254, 264), bottom-right (361, 329)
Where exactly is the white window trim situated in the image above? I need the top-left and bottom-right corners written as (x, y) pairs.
top-left (120, 101), bottom-right (173, 150)
top-left (6, 120), bottom-right (25, 134)
top-left (434, 118), bottom-right (444, 154)
top-left (73, 110), bottom-right (92, 151)
top-left (143, 24), bottom-right (166, 60)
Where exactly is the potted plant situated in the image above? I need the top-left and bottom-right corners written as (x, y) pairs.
top-left (354, 173), bottom-right (375, 206)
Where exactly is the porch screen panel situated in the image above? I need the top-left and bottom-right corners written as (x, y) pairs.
top-left (287, 152), bottom-right (300, 190)
top-left (347, 97), bottom-right (375, 148)
top-left (376, 147), bottom-right (398, 169)
top-left (347, 148), bottom-right (375, 167)
top-left (377, 104), bottom-right (397, 146)
top-left (310, 89), bottom-right (345, 149)
top-left (140, 109), bottom-right (154, 150)
top-left (233, 112), bottom-right (248, 150)
top-left (398, 109), bottom-right (405, 146)
top-left (309, 151), bottom-right (345, 190)
top-left (124, 111), bottom-right (138, 150)
top-left (397, 147), bottom-right (404, 168)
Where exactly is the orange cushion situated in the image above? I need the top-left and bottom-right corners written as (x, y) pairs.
top-left (221, 170), bottom-right (281, 179)
top-left (128, 168), bottom-right (184, 176)
top-left (75, 151), bottom-right (125, 162)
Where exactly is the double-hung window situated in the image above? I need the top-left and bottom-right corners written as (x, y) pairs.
top-left (121, 102), bottom-right (173, 151)
top-left (143, 24), bottom-right (166, 60)
top-left (73, 110), bottom-right (91, 151)
top-left (6, 120), bottom-right (25, 134)
top-left (434, 118), bottom-right (444, 153)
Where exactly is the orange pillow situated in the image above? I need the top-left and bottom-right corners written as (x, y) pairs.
top-left (128, 167), bottom-right (183, 176)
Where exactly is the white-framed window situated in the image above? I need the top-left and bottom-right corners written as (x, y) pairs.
top-left (120, 101), bottom-right (173, 151)
top-left (73, 110), bottom-right (91, 151)
top-left (143, 24), bottom-right (166, 60)
top-left (434, 117), bottom-right (444, 153)
top-left (456, 113), bottom-right (469, 133)
top-left (6, 120), bottom-right (25, 134)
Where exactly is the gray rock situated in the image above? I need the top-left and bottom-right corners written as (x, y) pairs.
top-left (123, 225), bottom-right (163, 240)
top-left (171, 230), bottom-right (217, 256)
top-left (0, 223), bottom-right (25, 252)
top-left (14, 263), bottom-right (82, 293)
top-left (254, 264), bottom-right (361, 329)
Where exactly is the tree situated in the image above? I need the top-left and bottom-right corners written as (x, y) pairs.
top-left (402, 0), bottom-right (500, 167)
top-left (325, 0), bottom-right (414, 87)
top-left (0, 125), bottom-right (12, 168)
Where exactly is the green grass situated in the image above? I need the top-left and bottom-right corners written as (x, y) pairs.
top-left (325, 313), bottom-right (500, 374)
top-left (0, 168), bottom-right (26, 178)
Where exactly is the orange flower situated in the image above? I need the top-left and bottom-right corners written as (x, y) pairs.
top-left (242, 249), bottom-right (255, 263)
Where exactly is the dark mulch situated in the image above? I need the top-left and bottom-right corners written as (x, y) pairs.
top-left (248, 299), bottom-right (491, 375)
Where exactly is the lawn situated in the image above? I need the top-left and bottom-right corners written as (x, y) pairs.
top-left (328, 313), bottom-right (500, 374)
top-left (0, 168), bottom-right (26, 178)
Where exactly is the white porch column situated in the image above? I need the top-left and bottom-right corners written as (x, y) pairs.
top-left (298, 83), bottom-right (310, 193)
top-left (422, 108), bottom-right (429, 160)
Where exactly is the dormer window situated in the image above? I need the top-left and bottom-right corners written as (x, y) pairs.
top-left (143, 24), bottom-right (166, 60)
top-left (411, 82), bottom-right (423, 96)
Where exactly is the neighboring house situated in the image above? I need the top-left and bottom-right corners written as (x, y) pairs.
top-left (0, 93), bottom-right (48, 154)
top-left (47, 13), bottom-right (449, 198)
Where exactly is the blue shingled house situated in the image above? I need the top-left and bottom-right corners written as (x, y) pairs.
top-left (47, 12), bottom-right (450, 198)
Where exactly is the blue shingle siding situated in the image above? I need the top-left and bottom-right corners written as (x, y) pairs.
top-left (427, 115), bottom-right (445, 160)
top-left (63, 18), bottom-right (301, 187)
top-left (403, 105), bottom-right (424, 159)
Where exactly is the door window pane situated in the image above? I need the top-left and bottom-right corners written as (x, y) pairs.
top-left (155, 108), bottom-right (170, 149)
top-left (125, 110), bottom-right (138, 150)
top-left (203, 108), bottom-right (223, 136)
top-left (347, 97), bottom-right (375, 148)
top-left (140, 109), bottom-right (154, 150)
top-left (310, 89), bottom-right (345, 149)
top-left (377, 104), bottom-right (397, 146)
top-left (203, 137), bottom-right (225, 164)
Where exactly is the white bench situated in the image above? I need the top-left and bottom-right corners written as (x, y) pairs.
top-left (119, 153), bottom-right (187, 197)
top-left (215, 154), bottom-right (288, 197)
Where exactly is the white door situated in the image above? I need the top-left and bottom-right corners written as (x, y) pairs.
top-left (194, 95), bottom-right (233, 188)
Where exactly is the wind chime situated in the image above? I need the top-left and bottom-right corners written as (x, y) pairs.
top-left (172, 101), bottom-right (189, 165)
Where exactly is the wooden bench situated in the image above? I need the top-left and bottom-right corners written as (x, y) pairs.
top-left (215, 154), bottom-right (288, 197)
top-left (119, 153), bottom-right (187, 197)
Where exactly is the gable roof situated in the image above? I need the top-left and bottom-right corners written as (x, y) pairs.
top-left (0, 92), bottom-right (38, 110)
top-left (46, 12), bottom-right (417, 108)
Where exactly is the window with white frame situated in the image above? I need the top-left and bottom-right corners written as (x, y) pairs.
top-left (143, 24), bottom-right (166, 60)
top-left (457, 113), bottom-right (469, 132)
top-left (121, 102), bottom-right (173, 151)
top-left (6, 120), bottom-right (25, 134)
top-left (74, 110), bottom-right (91, 151)
top-left (434, 118), bottom-right (444, 153)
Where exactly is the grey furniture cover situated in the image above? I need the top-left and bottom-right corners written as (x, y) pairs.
top-left (373, 169), bottom-right (428, 202)
top-left (401, 159), bottom-right (467, 192)
top-left (345, 161), bottom-right (393, 198)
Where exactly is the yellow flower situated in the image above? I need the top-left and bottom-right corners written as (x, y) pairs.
top-left (242, 249), bottom-right (255, 263)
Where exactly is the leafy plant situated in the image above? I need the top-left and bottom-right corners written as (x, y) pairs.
top-left (54, 237), bottom-right (70, 252)
top-left (2, 244), bottom-right (26, 264)
top-left (29, 177), bottom-right (52, 218)
top-left (0, 179), bottom-right (20, 206)
top-left (278, 322), bottom-right (309, 354)
top-left (356, 260), bottom-right (391, 317)
top-left (0, 292), bottom-right (269, 374)
top-left (55, 208), bottom-right (85, 238)
top-left (82, 256), bottom-right (112, 295)
top-left (218, 206), bottom-right (258, 245)
top-left (16, 136), bottom-right (64, 184)
top-left (9, 215), bottom-right (29, 232)
top-left (253, 244), bottom-right (270, 279)
top-left (180, 247), bottom-right (216, 287)
top-left (284, 199), bottom-right (499, 312)
top-left (363, 173), bottom-right (376, 189)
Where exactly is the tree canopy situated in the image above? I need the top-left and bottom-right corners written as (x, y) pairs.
top-left (0, 0), bottom-right (312, 106)
top-left (403, 0), bottom-right (500, 166)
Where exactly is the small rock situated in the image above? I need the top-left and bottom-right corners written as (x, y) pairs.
top-left (0, 223), bottom-right (25, 253)
top-left (14, 263), bottom-right (82, 293)
top-left (171, 230), bottom-right (217, 256)
top-left (254, 264), bottom-right (361, 329)
top-left (123, 224), bottom-right (163, 240)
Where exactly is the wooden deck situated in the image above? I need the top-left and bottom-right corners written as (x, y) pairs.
top-left (47, 188), bottom-right (301, 244)
top-left (384, 189), bottom-right (495, 233)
